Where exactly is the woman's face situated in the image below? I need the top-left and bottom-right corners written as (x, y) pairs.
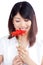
top-left (13, 13), bottom-right (31, 35)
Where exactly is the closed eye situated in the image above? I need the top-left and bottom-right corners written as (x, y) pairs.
top-left (24, 19), bottom-right (29, 22)
top-left (16, 20), bottom-right (20, 22)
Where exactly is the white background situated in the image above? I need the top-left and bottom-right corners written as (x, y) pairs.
top-left (0, 0), bottom-right (43, 40)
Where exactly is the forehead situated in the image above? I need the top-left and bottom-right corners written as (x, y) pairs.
top-left (14, 13), bottom-right (25, 19)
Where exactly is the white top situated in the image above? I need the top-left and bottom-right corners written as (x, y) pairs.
top-left (0, 36), bottom-right (43, 65)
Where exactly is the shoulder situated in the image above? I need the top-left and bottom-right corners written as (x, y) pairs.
top-left (0, 35), bottom-right (9, 44)
top-left (0, 35), bottom-right (18, 45)
top-left (36, 38), bottom-right (43, 49)
top-left (36, 38), bottom-right (43, 56)
top-left (35, 37), bottom-right (43, 47)
top-left (34, 38), bottom-right (43, 64)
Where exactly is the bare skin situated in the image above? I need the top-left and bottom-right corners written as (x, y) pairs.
top-left (0, 55), bottom-right (4, 64)
top-left (41, 56), bottom-right (43, 65)
top-left (12, 55), bottom-right (24, 65)
top-left (17, 46), bottom-right (37, 65)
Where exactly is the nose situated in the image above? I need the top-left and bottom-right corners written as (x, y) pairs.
top-left (21, 21), bottom-right (26, 27)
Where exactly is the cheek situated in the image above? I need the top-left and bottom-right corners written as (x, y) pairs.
top-left (13, 22), bottom-right (20, 29)
top-left (28, 21), bottom-right (31, 27)
top-left (26, 21), bottom-right (31, 29)
top-left (26, 21), bottom-right (31, 31)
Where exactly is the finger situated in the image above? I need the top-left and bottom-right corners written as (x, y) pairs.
top-left (19, 51), bottom-right (26, 59)
top-left (13, 55), bottom-right (22, 64)
top-left (17, 46), bottom-right (26, 52)
top-left (17, 47), bottom-right (26, 55)
top-left (17, 61), bottom-right (23, 65)
top-left (13, 57), bottom-right (21, 63)
top-left (13, 61), bottom-right (23, 65)
top-left (13, 55), bottom-right (20, 60)
top-left (13, 59), bottom-right (20, 65)
top-left (19, 54), bottom-right (24, 61)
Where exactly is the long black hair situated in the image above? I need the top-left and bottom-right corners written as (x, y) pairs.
top-left (8, 1), bottom-right (38, 46)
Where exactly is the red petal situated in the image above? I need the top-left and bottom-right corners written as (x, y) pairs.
top-left (11, 30), bottom-right (26, 37)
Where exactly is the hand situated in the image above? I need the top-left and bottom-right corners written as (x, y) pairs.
top-left (12, 55), bottom-right (23, 65)
top-left (17, 46), bottom-right (29, 65)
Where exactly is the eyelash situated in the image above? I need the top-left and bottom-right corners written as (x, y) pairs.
top-left (24, 19), bottom-right (29, 22)
top-left (16, 19), bottom-right (28, 22)
top-left (16, 21), bottom-right (20, 22)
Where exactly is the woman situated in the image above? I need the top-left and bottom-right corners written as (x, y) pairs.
top-left (0, 1), bottom-right (43, 65)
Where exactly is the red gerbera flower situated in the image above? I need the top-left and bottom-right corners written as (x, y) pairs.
top-left (11, 30), bottom-right (26, 37)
